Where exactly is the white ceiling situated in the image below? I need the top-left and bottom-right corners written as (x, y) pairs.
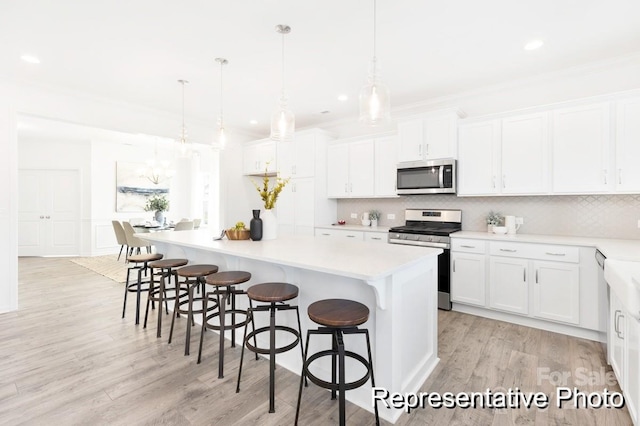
top-left (3, 0), bottom-right (640, 137)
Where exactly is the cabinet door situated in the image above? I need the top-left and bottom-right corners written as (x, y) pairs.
top-left (276, 180), bottom-right (295, 236)
top-left (626, 314), bottom-right (640, 424)
top-left (489, 257), bottom-right (529, 315)
top-left (532, 261), bottom-right (579, 324)
top-left (615, 98), bottom-right (640, 192)
top-left (292, 178), bottom-right (315, 236)
top-left (327, 144), bottom-right (350, 197)
top-left (501, 113), bottom-right (548, 194)
top-left (397, 119), bottom-right (423, 162)
top-left (348, 140), bottom-right (375, 197)
top-left (425, 114), bottom-right (456, 160)
top-left (552, 103), bottom-right (610, 193)
top-left (451, 252), bottom-right (486, 306)
top-left (258, 142), bottom-right (277, 174)
top-left (276, 141), bottom-right (295, 178)
top-left (609, 291), bottom-right (625, 389)
top-left (364, 232), bottom-right (387, 243)
top-left (374, 136), bottom-right (398, 197)
top-left (457, 120), bottom-right (500, 195)
top-left (243, 144), bottom-right (261, 174)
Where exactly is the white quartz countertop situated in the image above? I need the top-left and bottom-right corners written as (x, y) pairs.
top-left (452, 231), bottom-right (640, 262)
top-left (315, 224), bottom-right (390, 233)
top-left (139, 230), bottom-right (440, 281)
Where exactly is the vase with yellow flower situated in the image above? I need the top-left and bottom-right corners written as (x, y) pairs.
top-left (252, 166), bottom-right (290, 240)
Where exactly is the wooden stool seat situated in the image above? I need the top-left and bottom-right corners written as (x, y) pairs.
top-left (247, 282), bottom-right (299, 303)
top-left (149, 258), bottom-right (188, 269)
top-left (205, 271), bottom-right (251, 286)
top-left (307, 299), bottom-right (369, 328)
top-left (128, 253), bottom-right (163, 263)
top-left (178, 264), bottom-right (219, 277)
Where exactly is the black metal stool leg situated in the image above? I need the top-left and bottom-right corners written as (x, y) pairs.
top-left (143, 266), bottom-right (154, 328)
top-left (185, 280), bottom-right (195, 355)
top-left (337, 331), bottom-right (346, 426)
top-left (168, 277), bottom-right (182, 345)
top-left (269, 302), bottom-right (276, 413)
top-left (331, 329), bottom-right (337, 400)
top-left (135, 266), bottom-right (143, 325)
top-left (197, 292), bottom-right (209, 364)
top-left (294, 306), bottom-right (308, 387)
top-left (156, 270), bottom-right (165, 337)
top-left (295, 330), bottom-right (312, 425)
top-left (236, 307), bottom-right (252, 393)
top-left (122, 267), bottom-right (131, 318)
top-left (218, 290), bottom-right (227, 378)
top-left (231, 287), bottom-right (236, 347)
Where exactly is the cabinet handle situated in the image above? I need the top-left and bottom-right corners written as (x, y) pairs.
top-left (321, 233), bottom-right (330, 236)
top-left (349, 182), bottom-right (353, 192)
top-left (545, 252), bottom-right (566, 256)
top-left (604, 169), bottom-right (607, 185)
top-left (418, 144), bottom-right (422, 156)
top-left (523, 268), bottom-right (526, 282)
top-left (619, 168), bottom-right (622, 185)
top-left (502, 174), bottom-right (506, 189)
top-left (499, 248), bottom-right (517, 253)
top-left (535, 269), bottom-right (539, 283)
top-left (46, 216), bottom-right (50, 219)
top-left (615, 310), bottom-right (624, 339)
top-left (453, 259), bottom-right (456, 273)
top-left (344, 183), bottom-right (348, 193)
top-left (492, 175), bottom-right (496, 189)
top-left (425, 143), bottom-right (429, 156)
top-left (460, 245), bottom-right (475, 248)
top-left (40, 215), bottom-right (44, 219)
top-left (371, 237), bottom-right (382, 240)
top-left (346, 235), bottom-right (356, 238)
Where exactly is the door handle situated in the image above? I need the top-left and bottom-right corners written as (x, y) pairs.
top-left (604, 169), bottom-right (607, 185)
top-left (344, 183), bottom-right (348, 193)
top-left (535, 269), bottom-right (539, 283)
top-left (499, 248), bottom-right (517, 253)
top-left (492, 175), bottom-right (496, 189)
top-left (418, 144), bottom-right (422, 156)
top-left (346, 235), bottom-right (356, 238)
top-left (425, 143), bottom-right (429, 157)
top-left (452, 259), bottom-right (456, 273)
top-left (460, 245), bottom-right (475, 249)
top-left (615, 310), bottom-right (624, 339)
top-left (502, 174), bottom-right (506, 189)
top-left (523, 268), bottom-right (526, 282)
top-left (545, 252), bottom-right (566, 256)
top-left (618, 168), bottom-right (622, 185)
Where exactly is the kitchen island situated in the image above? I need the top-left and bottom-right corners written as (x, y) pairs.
top-left (139, 229), bottom-right (441, 423)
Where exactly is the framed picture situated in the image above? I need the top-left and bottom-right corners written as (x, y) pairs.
top-left (116, 161), bottom-right (169, 212)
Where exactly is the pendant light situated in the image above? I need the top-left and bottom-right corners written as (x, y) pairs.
top-left (177, 79), bottom-right (190, 157)
top-left (270, 24), bottom-right (294, 142)
top-left (215, 57), bottom-right (228, 149)
top-left (359, 0), bottom-right (390, 126)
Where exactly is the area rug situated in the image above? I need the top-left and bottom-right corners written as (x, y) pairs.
top-left (70, 254), bottom-right (127, 283)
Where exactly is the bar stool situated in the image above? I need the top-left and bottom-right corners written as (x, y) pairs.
top-left (236, 282), bottom-right (305, 414)
top-left (122, 253), bottom-right (163, 324)
top-left (295, 299), bottom-right (379, 426)
top-left (168, 264), bottom-right (219, 355)
top-left (197, 271), bottom-right (253, 378)
top-left (143, 258), bottom-right (189, 337)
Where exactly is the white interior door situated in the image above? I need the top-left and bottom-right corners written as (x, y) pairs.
top-left (19, 169), bottom-right (80, 256)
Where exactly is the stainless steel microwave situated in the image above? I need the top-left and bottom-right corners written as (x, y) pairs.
top-left (396, 158), bottom-right (456, 195)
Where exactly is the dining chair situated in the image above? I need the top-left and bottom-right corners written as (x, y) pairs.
top-left (173, 221), bottom-right (194, 231)
top-left (123, 221), bottom-right (151, 260)
top-left (112, 220), bottom-right (128, 261)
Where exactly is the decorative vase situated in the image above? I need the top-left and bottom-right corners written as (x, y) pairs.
top-left (371, 219), bottom-right (378, 227)
top-left (261, 209), bottom-right (277, 240)
top-left (155, 210), bottom-right (164, 224)
top-left (250, 209), bottom-right (263, 241)
top-left (487, 224), bottom-right (494, 233)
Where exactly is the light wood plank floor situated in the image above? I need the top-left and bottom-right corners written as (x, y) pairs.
top-left (0, 257), bottom-right (632, 425)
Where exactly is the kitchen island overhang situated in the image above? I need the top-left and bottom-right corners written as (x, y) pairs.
top-left (138, 230), bottom-right (441, 423)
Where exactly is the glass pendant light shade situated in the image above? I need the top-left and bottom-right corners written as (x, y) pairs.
top-left (359, 0), bottom-right (391, 126)
top-left (271, 96), bottom-right (295, 142)
top-left (215, 58), bottom-right (228, 150)
top-left (359, 60), bottom-right (391, 125)
top-left (270, 24), bottom-right (295, 142)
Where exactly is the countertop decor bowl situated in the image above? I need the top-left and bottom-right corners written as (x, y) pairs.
top-left (493, 226), bottom-right (508, 234)
top-left (225, 229), bottom-right (250, 240)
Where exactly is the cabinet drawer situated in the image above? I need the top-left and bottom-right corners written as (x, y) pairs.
top-left (364, 232), bottom-right (387, 243)
top-left (314, 228), bottom-right (364, 240)
top-left (452, 238), bottom-right (486, 254)
top-left (489, 241), bottom-right (579, 263)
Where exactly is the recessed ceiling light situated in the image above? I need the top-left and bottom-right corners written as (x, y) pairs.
top-left (337, 94), bottom-right (348, 102)
top-left (249, 120), bottom-right (258, 125)
top-left (524, 40), bottom-right (544, 51)
top-left (20, 55), bottom-right (40, 64)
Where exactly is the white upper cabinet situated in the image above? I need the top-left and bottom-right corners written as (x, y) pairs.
top-left (552, 102), bottom-right (611, 193)
top-left (243, 139), bottom-right (276, 175)
top-left (457, 120), bottom-right (500, 195)
top-left (327, 140), bottom-right (375, 198)
top-left (276, 132), bottom-right (317, 179)
top-left (397, 111), bottom-right (460, 162)
top-left (615, 97), bottom-right (640, 192)
top-left (374, 136), bottom-right (398, 197)
top-left (501, 113), bottom-right (549, 194)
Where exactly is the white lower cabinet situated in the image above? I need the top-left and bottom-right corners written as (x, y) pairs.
top-left (364, 231), bottom-right (387, 243)
top-left (532, 261), bottom-right (579, 324)
top-left (489, 257), bottom-right (529, 315)
top-left (451, 252), bottom-right (486, 306)
top-left (315, 228), bottom-right (387, 243)
top-left (608, 289), bottom-right (640, 425)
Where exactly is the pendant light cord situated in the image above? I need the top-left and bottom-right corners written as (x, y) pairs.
top-left (181, 81), bottom-right (186, 140)
top-left (219, 62), bottom-right (224, 123)
top-left (373, 0), bottom-right (377, 61)
top-left (281, 31), bottom-right (286, 99)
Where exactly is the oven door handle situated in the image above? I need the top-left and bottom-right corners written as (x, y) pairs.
top-left (438, 165), bottom-right (445, 188)
top-left (388, 239), bottom-right (449, 249)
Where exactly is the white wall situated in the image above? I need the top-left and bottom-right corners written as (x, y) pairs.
top-left (0, 84), bottom-right (18, 313)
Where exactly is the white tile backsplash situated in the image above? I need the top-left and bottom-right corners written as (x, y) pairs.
top-left (337, 194), bottom-right (640, 240)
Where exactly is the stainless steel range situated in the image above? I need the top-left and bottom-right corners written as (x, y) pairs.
top-left (388, 209), bottom-right (462, 310)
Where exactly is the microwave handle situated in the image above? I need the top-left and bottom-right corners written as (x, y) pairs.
top-left (438, 165), bottom-right (444, 188)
